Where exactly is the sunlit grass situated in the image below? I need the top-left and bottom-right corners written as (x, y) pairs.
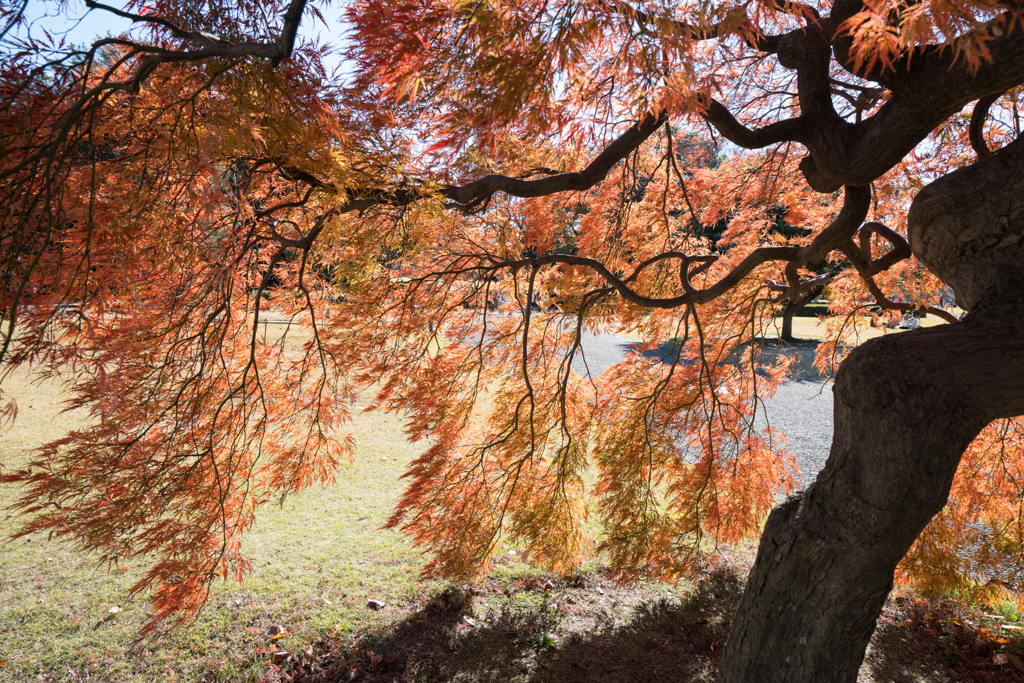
top-left (0, 362), bottom-right (440, 681)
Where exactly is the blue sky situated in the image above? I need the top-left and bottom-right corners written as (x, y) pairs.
top-left (21, 1), bottom-right (133, 46)
top-left (19, 1), bottom-right (346, 55)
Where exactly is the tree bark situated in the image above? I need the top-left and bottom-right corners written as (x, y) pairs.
top-left (719, 134), bottom-right (1024, 682)
top-left (779, 304), bottom-right (797, 342)
top-left (780, 287), bottom-right (824, 342)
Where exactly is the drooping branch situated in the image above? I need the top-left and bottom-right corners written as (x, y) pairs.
top-left (441, 111), bottom-right (668, 211)
top-left (287, 169), bottom-right (873, 317)
top-left (794, 184), bottom-right (871, 269)
top-left (467, 245), bottom-right (793, 309)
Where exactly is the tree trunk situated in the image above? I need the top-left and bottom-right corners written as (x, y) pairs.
top-left (720, 133), bottom-right (1024, 682)
top-left (779, 302), bottom-right (798, 342)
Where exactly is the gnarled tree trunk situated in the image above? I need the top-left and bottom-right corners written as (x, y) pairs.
top-left (720, 134), bottom-right (1024, 682)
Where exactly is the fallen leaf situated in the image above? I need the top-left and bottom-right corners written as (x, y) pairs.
top-left (272, 650), bottom-right (290, 664)
top-left (993, 652), bottom-right (1009, 666)
top-left (463, 616), bottom-right (477, 627)
top-left (108, 606), bottom-right (122, 614)
top-left (366, 599), bottom-right (386, 610)
top-left (369, 651), bottom-right (383, 670)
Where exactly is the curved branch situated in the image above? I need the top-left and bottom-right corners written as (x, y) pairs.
top-left (303, 111), bottom-right (670, 214)
top-left (856, 221), bottom-right (911, 275)
top-left (701, 99), bottom-right (809, 148)
top-left (969, 92), bottom-right (1003, 160)
top-left (795, 184), bottom-right (871, 268)
top-left (443, 111), bottom-right (668, 207)
top-left (484, 245), bottom-right (799, 308)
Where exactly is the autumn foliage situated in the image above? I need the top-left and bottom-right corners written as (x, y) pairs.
top-left (1, 0), bottom-right (1023, 642)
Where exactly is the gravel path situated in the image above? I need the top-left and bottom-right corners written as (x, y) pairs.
top-left (576, 331), bottom-right (834, 488)
top-left (759, 381), bottom-right (833, 487)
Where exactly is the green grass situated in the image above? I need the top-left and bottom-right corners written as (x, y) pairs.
top-left (3, 348), bottom-right (1024, 682)
top-left (0, 360), bottom-right (714, 683)
top-left (0, 364), bottom-right (440, 681)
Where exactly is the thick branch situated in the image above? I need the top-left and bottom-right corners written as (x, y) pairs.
top-left (701, 100), bottom-right (809, 148)
top-left (798, 4), bottom-right (1024, 190)
top-left (700, 2), bottom-right (1024, 192)
top-left (796, 184), bottom-right (871, 268)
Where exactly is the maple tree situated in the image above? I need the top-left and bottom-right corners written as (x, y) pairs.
top-left (2, 0), bottom-right (1024, 679)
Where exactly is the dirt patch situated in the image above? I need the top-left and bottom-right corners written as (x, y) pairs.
top-left (271, 576), bottom-right (1024, 683)
top-left (865, 595), bottom-right (1024, 683)
top-left (272, 567), bottom-right (742, 683)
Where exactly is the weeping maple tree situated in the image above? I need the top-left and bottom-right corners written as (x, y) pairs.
top-left (2, 0), bottom-right (1024, 680)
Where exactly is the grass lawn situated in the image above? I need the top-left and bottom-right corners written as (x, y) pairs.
top-left (767, 312), bottom-right (953, 343)
top-left (3, 321), bottom-right (1024, 682)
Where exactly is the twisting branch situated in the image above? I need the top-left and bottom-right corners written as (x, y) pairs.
top-left (478, 245), bottom-right (798, 309)
top-left (855, 221), bottom-right (910, 275)
top-left (841, 222), bottom-right (960, 323)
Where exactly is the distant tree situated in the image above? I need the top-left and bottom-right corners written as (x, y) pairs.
top-left (1, 1), bottom-right (1023, 680)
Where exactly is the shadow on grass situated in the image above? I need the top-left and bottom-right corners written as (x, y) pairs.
top-left (864, 595), bottom-right (1024, 683)
top-left (279, 570), bottom-right (742, 683)
top-left (275, 572), bottom-right (1024, 683)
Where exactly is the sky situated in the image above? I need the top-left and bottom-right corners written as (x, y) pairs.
top-left (19, 1), bottom-right (134, 46)
top-left (15, 0), bottom-right (347, 67)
